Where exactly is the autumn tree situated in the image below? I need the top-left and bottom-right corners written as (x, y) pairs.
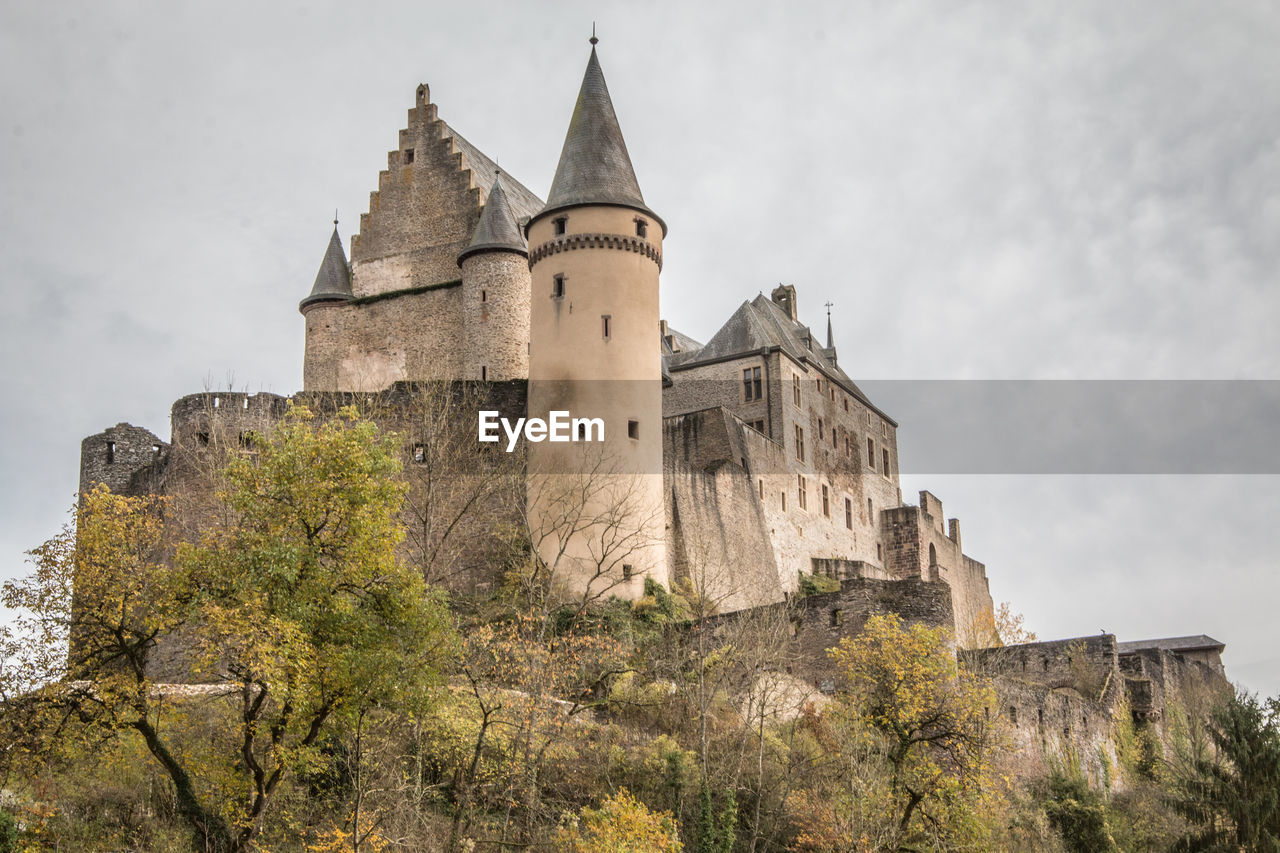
top-left (1, 405), bottom-right (455, 852)
top-left (790, 613), bottom-right (1005, 851)
top-left (556, 788), bottom-right (683, 853)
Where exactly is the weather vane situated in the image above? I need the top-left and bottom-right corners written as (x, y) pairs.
top-left (590, 23), bottom-right (598, 46)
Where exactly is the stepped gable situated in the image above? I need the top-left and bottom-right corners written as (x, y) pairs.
top-left (540, 46), bottom-right (664, 231)
top-left (299, 224), bottom-right (353, 311)
top-left (458, 174), bottom-right (528, 264)
top-left (350, 84), bottom-right (542, 297)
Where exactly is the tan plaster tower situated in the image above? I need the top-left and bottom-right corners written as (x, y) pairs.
top-left (525, 39), bottom-right (668, 600)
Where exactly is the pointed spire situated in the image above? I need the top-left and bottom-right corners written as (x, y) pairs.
top-left (825, 301), bottom-right (834, 349)
top-left (459, 173), bottom-right (528, 265)
top-left (539, 42), bottom-right (664, 232)
top-left (299, 222), bottom-right (353, 312)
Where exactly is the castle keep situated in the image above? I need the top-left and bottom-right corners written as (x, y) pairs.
top-left (79, 40), bottom-right (1228, 778)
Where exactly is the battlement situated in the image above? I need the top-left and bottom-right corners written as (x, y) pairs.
top-left (79, 422), bottom-right (167, 497)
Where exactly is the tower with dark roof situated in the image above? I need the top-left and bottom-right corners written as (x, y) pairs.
top-left (458, 174), bottom-right (531, 381)
top-left (525, 41), bottom-right (668, 598)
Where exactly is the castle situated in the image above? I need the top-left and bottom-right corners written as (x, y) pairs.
top-left (79, 40), bottom-right (1228, 782)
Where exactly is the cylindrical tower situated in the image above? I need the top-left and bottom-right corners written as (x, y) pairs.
top-left (526, 42), bottom-right (668, 600)
top-left (458, 175), bottom-right (531, 381)
top-left (300, 222), bottom-right (354, 391)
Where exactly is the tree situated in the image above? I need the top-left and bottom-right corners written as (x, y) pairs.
top-left (790, 613), bottom-right (1005, 851)
top-left (1, 404), bottom-right (456, 852)
top-left (1172, 689), bottom-right (1280, 852)
top-left (556, 788), bottom-right (683, 853)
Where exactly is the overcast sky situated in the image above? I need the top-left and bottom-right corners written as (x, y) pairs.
top-left (2, 1), bottom-right (1277, 693)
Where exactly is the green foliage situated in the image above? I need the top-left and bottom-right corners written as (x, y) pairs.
top-left (0, 808), bottom-right (16, 853)
top-left (1171, 689), bottom-right (1280, 852)
top-left (1039, 772), bottom-right (1119, 853)
top-left (796, 573), bottom-right (840, 597)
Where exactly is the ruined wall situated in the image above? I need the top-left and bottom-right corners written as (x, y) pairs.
top-left (792, 577), bottom-right (955, 688)
top-left (79, 422), bottom-right (167, 497)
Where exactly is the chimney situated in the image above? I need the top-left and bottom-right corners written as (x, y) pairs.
top-left (770, 284), bottom-right (798, 322)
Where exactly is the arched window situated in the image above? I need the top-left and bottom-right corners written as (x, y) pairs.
top-left (928, 543), bottom-right (937, 567)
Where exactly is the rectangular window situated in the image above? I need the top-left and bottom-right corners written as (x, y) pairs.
top-left (743, 366), bottom-right (762, 401)
top-left (635, 218), bottom-right (648, 238)
top-left (882, 448), bottom-right (890, 475)
top-left (554, 217), bottom-right (567, 236)
top-left (622, 564), bottom-right (634, 581)
top-left (747, 419), bottom-right (765, 434)
top-left (552, 274), bottom-right (565, 298)
top-left (822, 484), bottom-right (830, 517)
top-left (844, 497), bottom-right (853, 529)
top-left (759, 479), bottom-right (764, 499)
top-left (818, 417), bottom-right (824, 440)
top-left (798, 475), bottom-right (807, 510)
top-left (845, 435), bottom-right (852, 458)
top-left (867, 498), bottom-right (873, 522)
top-left (792, 374), bottom-right (801, 406)
top-left (481, 365), bottom-right (488, 382)
top-left (832, 427), bottom-right (838, 449)
top-left (830, 609), bottom-right (843, 628)
top-left (106, 441), bottom-right (115, 464)
top-left (843, 397), bottom-right (849, 412)
top-left (403, 148), bottom-right (414, 164)
top-left (867, 437), bottom-right (875, 469)
top-left (781, 490), bottom-right (787, 511)
top-left (480, 289), bottom-right (487, 302)
top-left (602, 315), bottom-right (612, 340)
top-left (794, 424), bottom-right (805, 462)
top-left (628, 419), bottom-right (639, 440)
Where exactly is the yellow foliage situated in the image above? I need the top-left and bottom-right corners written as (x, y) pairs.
top-left (556, 788), bottom-right (682, 853)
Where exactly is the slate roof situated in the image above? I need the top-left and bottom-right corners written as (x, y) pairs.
top-left (540, 47), bottom-right (664, 231)
top-left (439, 121), bottom-right (544, 223)
top-left (299, 226), bottom-right (353, 310)
top-left (459, 174), bottom-right (528, 264)
top-left (669, 293), bottom-right (893, 423)
top-left (1117, 635), bottom-right (1225, 655)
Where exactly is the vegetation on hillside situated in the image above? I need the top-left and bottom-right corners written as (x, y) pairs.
top-left (0, 407), bottom-right (1271, 852)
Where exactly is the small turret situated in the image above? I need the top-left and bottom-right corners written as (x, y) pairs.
top-left (459, 176), bottom-right (531, 380)
top-left (299, 222), bottom-right (353, 312)
top-left (301, 221), bottom-right (354, 391)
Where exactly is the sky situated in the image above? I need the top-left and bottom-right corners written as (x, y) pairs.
top-left (1, 1), bottom-right (1277, 692)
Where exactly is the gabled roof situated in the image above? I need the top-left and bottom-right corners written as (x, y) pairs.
top-left (539, 47), bottom-right (664, 231)
top-left (439, 121), bottom-right (544, 223)
top-left (1117, 635), bottom-right (1225, 655)
top-left (669, 293), bottom-right (891, 422)
top-left (299, 226), bottom-right (353, 311)
top-left (458, 174), bottom-right (528, 264)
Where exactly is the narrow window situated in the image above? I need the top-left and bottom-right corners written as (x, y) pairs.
top-left (602, 315), bottom-right (612, 340)
top-left (1009, 706), bottom-right (1018, 725)
top-left (743, 368), bottom-right (753, 401)
top-left (480, 289), bottom-right (487, 302)
top-left (843, 397), bottom-right (849, 412)
top-left (753, 420), bottom-right (765, 433)
top-left (830, 609), bottom-right (842, 628)
top-left (792, 374), bottom-right (801, 406)
top-left (845, 435), bottom-right (852, 458)
top-left (867, 437), bottom-right (875, 468)
top-left (481, 365), bottom-right (487, 381)
top-left (413, 444), bottom-right (426, 464)
top-left (818, 418), bottom-right (824, 440)
top-left (867, 498), bottom-right (873, 521)
top-left (844, 497), bottom-right (852, 529)
top-left (794, 425), bottom-right (805, 462)
top-left (1038, 708), bottom-right (1045, 727)
top-left (627, 419), bottom-right (639, 440)
top-left (781, 490), bottom-right (787, 511)
top-left (752, 367), bottom-right (762, 400)
top-left (744, 366), bottom-right (762, 401)
top-left (882, 422), bottom-right (888, 437)
top-left (242, 397), bottom-right (249, 409)
top-left (832, 428), bottom-right (838, 449)
top-left (635, 218), bottom-right (648, 238)
top-left (622, 564), bottom-right (634, 581)
top-left (759, 479), bottom-right (764, 499)
top-left (554, 217), bottom-right (567, 236)
top-left (831, 386), bottom-right (835, 401)
top-left (105, 441), bottom-right (115, 464)
top-left (798, 475), bottom-right (807, 510)
top-left (883, 448), bottom-right (890, 475)
top-left (213, 396), bottom-right (220, 408)
top-left (403, 148), bottom-right (415, 164)
top-left (877, 543), bottom-right (883, 561)
top-left (552, 274), bottom-right (565, 298)
top-left (822, 484), bottom-right (830, 517)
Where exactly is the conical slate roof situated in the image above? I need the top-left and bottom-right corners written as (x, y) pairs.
top-left (459, 174), bottom-right (528, 264)
top-left (300, 226), bottom-right (354, 311)
top-left (540, 47), bottom-right (664, 232)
